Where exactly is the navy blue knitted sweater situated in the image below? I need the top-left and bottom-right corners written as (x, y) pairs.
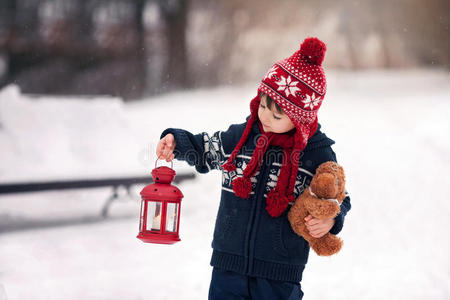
top-left (160, 116), bottom-right (351, 283)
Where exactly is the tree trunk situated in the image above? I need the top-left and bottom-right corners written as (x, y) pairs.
top-left (161, 0), bottom-right (189, 91)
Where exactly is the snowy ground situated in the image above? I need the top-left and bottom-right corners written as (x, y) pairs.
top-left (0, 69), bottom-right (449, 299)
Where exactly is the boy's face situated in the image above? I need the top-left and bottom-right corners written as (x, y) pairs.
top-left (258, 95), bottom-right (296, 134)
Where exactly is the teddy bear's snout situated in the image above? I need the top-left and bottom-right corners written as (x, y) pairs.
top-left (310, 173), bottom-right (338, 199)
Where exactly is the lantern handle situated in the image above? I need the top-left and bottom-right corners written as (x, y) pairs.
top-left (156, 156), bottom-right (174, 169)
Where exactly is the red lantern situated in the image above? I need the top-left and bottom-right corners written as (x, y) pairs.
top-left (137, 160), bottom-right (183, 244)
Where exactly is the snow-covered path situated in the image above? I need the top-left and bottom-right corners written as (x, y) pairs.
top-left (0, 69), bottom-right (449, 299)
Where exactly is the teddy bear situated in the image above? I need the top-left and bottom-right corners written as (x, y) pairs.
top-left (287, 161), bottom-right (346, 256)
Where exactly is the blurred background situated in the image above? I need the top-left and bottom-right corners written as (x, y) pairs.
top-left (0, 1), bottom-right (449, 300)
top-left (0, 0), bottom-right (448, 99)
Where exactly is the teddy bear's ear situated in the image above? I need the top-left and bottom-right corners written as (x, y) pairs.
top-left (329, 162), bottom-right (339, 171)
top-left (316, 161), bottom-right (339, 174)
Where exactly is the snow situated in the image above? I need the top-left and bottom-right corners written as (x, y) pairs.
top-left (1, 69), bottom-right (450, 299)
top-left (0, 86), bottom-right (141, 181)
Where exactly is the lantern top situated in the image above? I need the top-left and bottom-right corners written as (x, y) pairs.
top-left (140, 182), bottom-right (183, 200)
top-left (141, 165), bottom-right (183, 200)
top-left (151, 166), bottom-right (176, 184)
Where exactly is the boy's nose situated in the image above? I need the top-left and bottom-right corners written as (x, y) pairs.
top-left (261, 110), bottom-right (271, 123)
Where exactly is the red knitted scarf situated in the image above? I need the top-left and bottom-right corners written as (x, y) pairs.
top-left (223, 115), bottom-right (301, 217)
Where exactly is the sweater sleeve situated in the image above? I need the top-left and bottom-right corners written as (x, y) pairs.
top-left (160, 123), bottom-right (245, 174)
top-left (330, 190), bottom-right (351, 235)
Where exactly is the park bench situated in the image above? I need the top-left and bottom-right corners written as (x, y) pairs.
top-left (0, 173), bottom-right (196, 217)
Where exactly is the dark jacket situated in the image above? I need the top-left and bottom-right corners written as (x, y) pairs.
top-left (160, 116), bottom-right (351, 283)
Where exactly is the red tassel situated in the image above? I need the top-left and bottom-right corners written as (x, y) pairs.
top-left (266, 189), bottom-right (289, 217)
top-left (222, 162), bottom-right (236, 172)
top-left (287, 194), bottom-right (295, 204)
top-left (232, 176), bottom-right (252, 199)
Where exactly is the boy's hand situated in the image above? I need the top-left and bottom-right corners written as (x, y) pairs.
top-left (156, 134), bottom-right (176, 162)
top-left (304, 215), bottom-right (335, 238)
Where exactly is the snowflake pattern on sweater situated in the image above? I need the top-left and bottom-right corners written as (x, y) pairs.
top-left (264, 165), bottom-right (312, 203)
top-left (199, 130), bottom-right (313, 199)
top-left (221, 158), bottom-right (260, 195)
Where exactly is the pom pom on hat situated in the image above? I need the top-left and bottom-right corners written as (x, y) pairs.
top-left (232, 176), bottom-right (253, 199)
top-left (300, 37), bottom-right (326, 66)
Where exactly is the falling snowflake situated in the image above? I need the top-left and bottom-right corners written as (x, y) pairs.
top-left (302, 93), bottom-right (322, 110)
top-left (264, 66), bottom-right (278, 80)
top-left (275, 75), bottom-right (300, 97)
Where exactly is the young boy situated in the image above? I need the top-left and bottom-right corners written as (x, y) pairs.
top-left (156, 37), bottom-right (351, 299)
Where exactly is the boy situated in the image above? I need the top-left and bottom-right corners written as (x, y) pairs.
top-left (157, 37), bottom-right (351, 299)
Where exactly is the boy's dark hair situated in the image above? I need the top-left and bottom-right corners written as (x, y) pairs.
top-left (261, 93), bottom-right (284, 114)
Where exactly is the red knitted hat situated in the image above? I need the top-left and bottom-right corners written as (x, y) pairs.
top-left (223, 37), bottom-right (327, 217)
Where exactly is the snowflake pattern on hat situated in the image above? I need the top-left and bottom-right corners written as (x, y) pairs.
top-left (302, 93), bottom-right (322, 110)
top-left (275, 75), bottom-right (301, 97)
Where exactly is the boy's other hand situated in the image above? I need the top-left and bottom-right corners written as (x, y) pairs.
top-left (156, 133), bottom-right (176, 162)
top-left (304, 215), bottom-right (335, 238)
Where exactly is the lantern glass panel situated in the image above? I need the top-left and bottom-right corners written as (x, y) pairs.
top-left (165, 203), bottom-right (178, 233)
top-left (147, 201), bottom-right (162, 231)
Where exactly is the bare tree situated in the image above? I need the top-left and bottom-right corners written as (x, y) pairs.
top-left (159, 0), bottom-right (189, 91)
